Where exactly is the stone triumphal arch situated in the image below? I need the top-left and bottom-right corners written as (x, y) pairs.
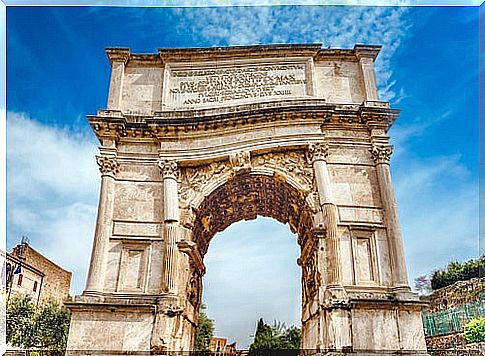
top-left (67, 44), bottom-right (427, 354)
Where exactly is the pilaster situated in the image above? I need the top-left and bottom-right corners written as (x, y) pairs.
top-left (106, 48), bottom-right (130, 110)
top-left (355, 45), bottom-right (380, 102)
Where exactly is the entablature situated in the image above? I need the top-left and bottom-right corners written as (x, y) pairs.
top-left (88, 100), bottom-right (399, 144)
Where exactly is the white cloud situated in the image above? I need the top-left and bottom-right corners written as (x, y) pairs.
top-left (7, 112), bottom-right (99, 200)
top-left (171, 6), bottom-right (410, 101)
top-left (7, 112), bottom-right (99, 295)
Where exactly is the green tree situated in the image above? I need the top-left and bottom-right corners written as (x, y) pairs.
top-left (194, 305), bottom-right (214, 351)
top-left (249, 318), bottom-right (301, 352)
top-left (6, 294), bottom-right (71, 350)
top-left (30, 299), bottom-right (71, 349)
top-left (278, 326), bottom-right (301, 350)
top-left (250, 318), bottom-right (277, 350)
top-left (464, 317), bottom-right (485, 343)
top-left (6, 293), bottom-right (36, 347)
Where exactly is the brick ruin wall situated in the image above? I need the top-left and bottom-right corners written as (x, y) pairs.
top-left (423, 277), bottom-right (485, 354)
top-left (424, 277), bottom-right (485, 313)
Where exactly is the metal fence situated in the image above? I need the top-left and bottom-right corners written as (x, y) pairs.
top-left (422, 298), bottom-right (485, 337)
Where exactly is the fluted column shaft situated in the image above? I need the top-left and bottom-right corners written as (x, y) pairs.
top-left (159, 159), bottom-right (180, 293)
top-left (309, 143), bottom-right (342, 286)
top-left (371, 145), bottom-right (409, 289)
top-left (84, 155), bottom-right (119, 294)
top-left (162, 223), bottom-right (178, 293)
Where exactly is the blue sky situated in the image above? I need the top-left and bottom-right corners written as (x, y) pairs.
top-left (4, 3), bottom-right (481, 349)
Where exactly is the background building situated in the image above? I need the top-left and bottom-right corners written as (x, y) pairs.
top-left (5, 240), bottom-right (72, 304)
top-left (209, 337), bottom-right (238, 356)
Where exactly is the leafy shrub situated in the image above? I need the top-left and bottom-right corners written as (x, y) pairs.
top-left (463, 317), bottom-right (485, 343)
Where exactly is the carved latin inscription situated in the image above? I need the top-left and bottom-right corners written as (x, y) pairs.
top-left (166, 61), bottom-right (310, 109)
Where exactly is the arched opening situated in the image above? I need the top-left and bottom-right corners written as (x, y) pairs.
top-left (188, 171), bottom-right (317, 350)
top-left (192, 172), bottom-right (314, 255)
top-left (203, 217), bottom-right (301, 349)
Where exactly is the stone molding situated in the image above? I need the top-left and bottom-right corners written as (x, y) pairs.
top-left (87, 102), bottom-right (399, 141)
top-left (105, 43), bottom-right (381, 64)
top-left (96, 155), bottom-right (120, 176)
top-left (106, 47), bottom-right (131, 65)
top-left (354, 44), bottom-right (381, 61)
top-left (163, 304), bottom-right (183, 317)
top-left (370, 144), bottom-right (393, 164)
top-left (177, 239), bottom-right (206, 276)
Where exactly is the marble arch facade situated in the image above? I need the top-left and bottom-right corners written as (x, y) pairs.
top-left (66, 44), bottom-right (427, 354)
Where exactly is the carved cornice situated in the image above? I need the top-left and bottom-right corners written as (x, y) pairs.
top-left (96, 155), bottom-right (119, 176)
top-left (158, 159), bottom-right (178, 179)
top-left (158, 44), bottom-right (322, 62)
top-left (307, 142), bottom-right (329, 164)
top-left (111, 44), bottom-right (383, 65)
top-left (322, 286), bottom-right (350, 310)
top-left (370, 144), bottom-right (393, 164)
top-left (360, 106), bottom-right (400, 132)
top-left (87, 103), bottom-right (399, 142)
top-left (354, 44), bottom-right (382, 61)
top-left (106, 47), bottom-right (131, 65)
top-left (88, 116), bottom-right (155, 142)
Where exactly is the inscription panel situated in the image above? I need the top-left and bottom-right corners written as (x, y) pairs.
top-left (164, 58), bottom-right (313, 110)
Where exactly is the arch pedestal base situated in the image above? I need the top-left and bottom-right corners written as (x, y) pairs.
top-left (67, 291), bottom-right (427, 355)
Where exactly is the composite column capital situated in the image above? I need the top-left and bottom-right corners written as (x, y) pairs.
top-left (307, 142), bottom-right (329, 164)
top-left (96, 155), bottom-right (119, 177)
top-left (370, 144), bottom-right (393, 165)
top-left (159, 159), bottom-right (178, 179)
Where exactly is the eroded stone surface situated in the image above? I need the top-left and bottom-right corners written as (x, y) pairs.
top-left (67, 44), bottom-right (427, 355)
